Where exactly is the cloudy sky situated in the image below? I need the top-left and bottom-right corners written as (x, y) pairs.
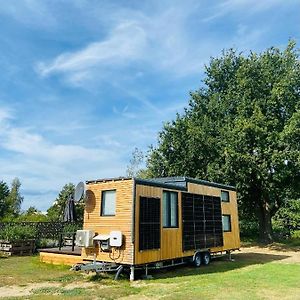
top-left (0, 0), bottom-right (299, 211)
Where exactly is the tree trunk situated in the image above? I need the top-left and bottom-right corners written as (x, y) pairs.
top-left (257, 200), bottom-right (273, 243)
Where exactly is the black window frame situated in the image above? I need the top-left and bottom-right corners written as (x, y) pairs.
top-left (222, 214), bottom-right (232, 232)
top-left (221, 190), bottom-right (230, 202)
top-left (101, 189), bottom-right (116, 216)
top-left (162, 191), bottom-right (179, 228)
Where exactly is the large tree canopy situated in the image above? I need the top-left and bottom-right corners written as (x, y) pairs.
top-left (146, 41), bottom-right (300, 242)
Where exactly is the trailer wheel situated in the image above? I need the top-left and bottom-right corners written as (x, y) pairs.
top-left (202, 252), bottom-right (211, 265)
top-left (193, 253), bottom-right (202, 267)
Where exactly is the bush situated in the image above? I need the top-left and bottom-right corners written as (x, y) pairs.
top-left (291, 230), bottom-right (300, 239)
top-left (0, 224), bottom-right (36, 241)
top-left (239, 219), bottom-right (259, 238)
top-left (273, 199), bottom-right (300, 237)
top-left (63, 223), bottom-right (82, 234)
top-left (35, 238), bottom-right (58, 249)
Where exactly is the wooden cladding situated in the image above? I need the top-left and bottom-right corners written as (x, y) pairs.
top-left (83, 179), bottom-right (134, 264)
top-left (139, 196), bottom-right (161, 251)
top-left (182, 192), bottom-right (223, 251)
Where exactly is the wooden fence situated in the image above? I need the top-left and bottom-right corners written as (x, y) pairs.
top-left (0, 239), bottom-right (35, 256)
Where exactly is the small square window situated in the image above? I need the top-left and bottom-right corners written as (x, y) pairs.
top-left (221, 190), bottom-right (230, 202)
top-left (101, 190), bottom-right (116, 216)
top-left (222, 215), bottom-right (231, 232)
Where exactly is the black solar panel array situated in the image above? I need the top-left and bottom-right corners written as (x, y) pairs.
top-left (139, 196), bottom-right (161, 251)
top-left (182, 192), bottom-right (223, 251)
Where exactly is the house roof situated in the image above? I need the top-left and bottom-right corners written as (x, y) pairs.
top-left (86, 176), bottom-right (236, 191)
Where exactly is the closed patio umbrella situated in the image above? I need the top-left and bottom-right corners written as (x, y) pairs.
top-left (63, 194), bottom-right (76, 222)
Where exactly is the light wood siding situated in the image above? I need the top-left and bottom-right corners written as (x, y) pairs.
top-left (220, 189), bottom-right (240, 251)
top-left (134, 182), bottom-right (240, 264)
top-left (134, 184), bottom-right (183, 264)
top-left (40, 252), bottom-right (84, 266)
top-left (81, 179), bottom-right (134, 265)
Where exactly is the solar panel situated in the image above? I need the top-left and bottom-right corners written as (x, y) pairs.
top-left (139, 196), bottom-right (161, 251)
top-left (182, 192), bottom-right (223, 251)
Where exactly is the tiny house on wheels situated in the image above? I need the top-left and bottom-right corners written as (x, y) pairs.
top-left (69, 176), bottom-right (240, 280)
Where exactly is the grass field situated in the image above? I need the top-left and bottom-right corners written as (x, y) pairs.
top-left (0, 245), bottom-right (299, 300)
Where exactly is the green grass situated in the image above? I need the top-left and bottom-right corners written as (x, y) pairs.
top-left (0, 255), bottom-right (82, 287)
top-left (0, 251), bottom-right (299, 300)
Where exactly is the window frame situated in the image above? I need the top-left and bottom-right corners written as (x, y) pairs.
top-left (222, 214), bottom-right (232, 232)
top-left (162, 191), bottom-right (179, 228)
top-left (221, 190), bottom-right (230, 202)
top-left (101, 189), bottom-right (116, 216)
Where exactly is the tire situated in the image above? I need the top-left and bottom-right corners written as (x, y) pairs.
top-left (193, 252), bottom-right (202, 267)
top-left (202, 252), bottom-right (211, 265)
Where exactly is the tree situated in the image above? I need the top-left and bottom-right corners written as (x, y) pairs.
top-left (25, 206), bottom-right (39, 215)
top-left (273, 199), bottom-right (300, 237)
top-left (46, 183), bottom-right (84, 222)
top-left (5, 178), bottom-right (24, 217)
top-left (0, 180), bottom-right (10, 219)
top-left (17, 206), bottom-right (48, 222)
top-left (146, 41), bottom-right (300, 242)
top-left (47, 183), bottom-right (75, 221)
top-left (126, 147), bottom-right (148, 178)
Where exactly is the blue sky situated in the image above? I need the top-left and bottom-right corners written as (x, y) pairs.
top-left (0, 0), bottom-right (299, 211)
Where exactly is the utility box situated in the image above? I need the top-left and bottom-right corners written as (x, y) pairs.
top-left (110, 231), bottom-right (122, 247)
top-left (76, 230), bottom-right (94, 247)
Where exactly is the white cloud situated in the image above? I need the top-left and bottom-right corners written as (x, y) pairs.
top-left (0, 107), bottom-right (13, 123)
top-left (35, 0), bottom-right (281, 87)
top-left (35, 3), bottom-right (208, 83)
top-left (37, 21), bottom-right (147, 77)
top-left (0, 0), bottom-right (57, 28)
top-left (202, 0), bottom-right (298, 22)
top-left (0, 97), bottom-right (176, 211)
top-left (0, 108), bottom-right (126, 210)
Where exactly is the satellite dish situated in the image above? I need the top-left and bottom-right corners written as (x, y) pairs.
top-left (74, 182), bottom-right (85, 202)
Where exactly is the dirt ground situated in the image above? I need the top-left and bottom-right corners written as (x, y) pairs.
top-left (238, 245), bottom-right (300, 264)
top-left (0, 246), bottom-right (299, 299)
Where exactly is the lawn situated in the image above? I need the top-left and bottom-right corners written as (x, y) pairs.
top-left (0, 246), bottom-right (299, 300)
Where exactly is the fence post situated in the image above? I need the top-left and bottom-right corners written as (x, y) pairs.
top-left (59, 233), bottom-right (63, 250)
top-left (72, 232), bottom-right (76, 251)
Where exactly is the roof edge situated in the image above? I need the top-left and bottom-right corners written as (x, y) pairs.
top-left (134, 178), bottom-right (187, 191)
top-left (85, 176), bottom-right (236, 191)
top-left (185, 177), bottom-right (236, 191)
top-left (86, 177), bottom-right (132, 184)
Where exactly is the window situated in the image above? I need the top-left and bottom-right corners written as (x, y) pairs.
top-left (221, 190), bottom-right (230, 202)
top-left (101, 190), bottom-right (116, 216)
top-left (163, 191), bottom-right (178, 228)
top-left (222, 215), bottom-right (231, 232)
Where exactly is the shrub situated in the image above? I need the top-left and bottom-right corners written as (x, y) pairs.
top-left (291, 230), bottom-right (300, 239)
top-left (273, 199), bottom-right (300, 237)
top-left (239, 219), bottom-right (259, 238)
top-left (0, 224), bottom-right (36, 241)
top-left (63, 223), bottom-right (82, 234)
top-left (35, 238), bottom-right (58, 249)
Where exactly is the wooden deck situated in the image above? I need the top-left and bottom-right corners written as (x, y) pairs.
top-left (39, 247), bottom-right (86, 266)
top-left (39, 246), bottom-right (81, 255)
